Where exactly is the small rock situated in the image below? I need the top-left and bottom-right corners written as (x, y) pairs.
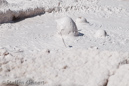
top-left (45, 49), bottom-right (50, 53)
top-left (63, 65), bottom-right (68, 69)
top-left (0, 48), bottom-right (9, 56)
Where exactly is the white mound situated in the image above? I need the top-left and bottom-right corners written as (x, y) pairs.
top-left (95, 30), bottom-right (107, 38)
top-left (56, 17), bottom-right (79, 37)
top-left (76, 17), bottom-right (88, 24)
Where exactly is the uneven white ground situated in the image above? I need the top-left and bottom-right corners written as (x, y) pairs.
top-left (0, 0), bottom-right (129, 86)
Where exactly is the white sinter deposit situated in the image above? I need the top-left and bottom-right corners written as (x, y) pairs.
top-left (0, 0), bottom-right (129, 86)
top-left (76, 17), bottom-right (88, 24)
top-left (107, 64), bottom-right (129, 86)
top-left (95, 29), bottom-right (107, 38)
top-left (56, 17), bottom-right (79, 37)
